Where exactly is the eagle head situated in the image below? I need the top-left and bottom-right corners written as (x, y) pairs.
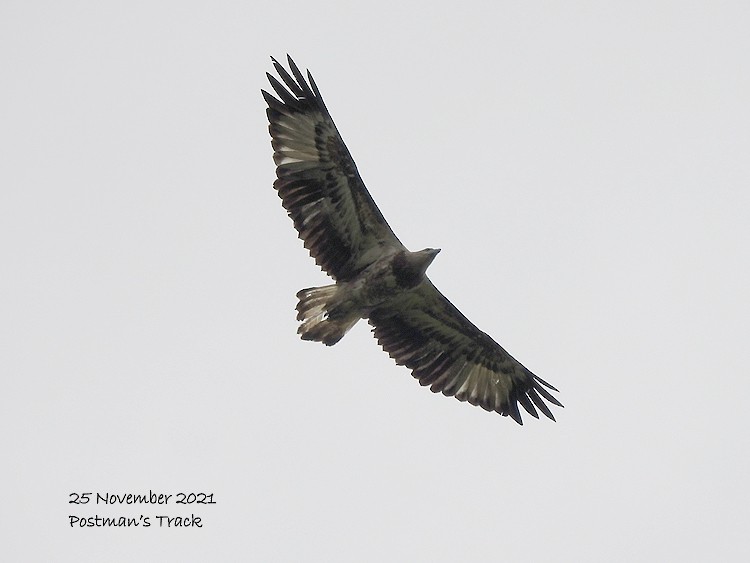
top-left (415, 248), bottom-right (441, 271)
top-left (392, 248), bottom-right (440, 288)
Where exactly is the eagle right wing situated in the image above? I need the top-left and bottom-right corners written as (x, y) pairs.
top-left (263, 56), bottom-right (405, 281)
top-left (368, 280), bottom-right (563, 424)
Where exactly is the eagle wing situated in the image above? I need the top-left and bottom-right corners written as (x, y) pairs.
top-left (368, 280), bottom-right (563, 424)
top-left (263, 56), bottom-right (405, 281)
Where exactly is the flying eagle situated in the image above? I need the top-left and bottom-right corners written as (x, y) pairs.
top-left (263, 56), bottom-right (562, 424)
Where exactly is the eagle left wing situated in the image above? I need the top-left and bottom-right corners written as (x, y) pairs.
top-left (368, 280), bottom-right (563, 424)
top-left (262, 56), bottom-right (405, 281)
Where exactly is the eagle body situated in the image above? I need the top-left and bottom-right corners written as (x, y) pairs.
top-left (263, 56), bottom-right (563, 424)
top-left (296, 248), bottom-right (441, 346)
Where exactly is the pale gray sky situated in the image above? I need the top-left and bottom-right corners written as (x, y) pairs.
top-left (2, 1), bottom-right (749, 561)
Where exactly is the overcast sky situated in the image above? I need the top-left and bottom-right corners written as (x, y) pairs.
top-left (2, 1), bottom-right (749, 561)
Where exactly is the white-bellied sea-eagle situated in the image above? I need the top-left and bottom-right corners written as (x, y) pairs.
top-left (262, 56), bottom-right (562, 424)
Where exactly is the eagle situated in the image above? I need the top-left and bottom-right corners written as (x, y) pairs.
top-left (262, 56), bottom-right (562, 424)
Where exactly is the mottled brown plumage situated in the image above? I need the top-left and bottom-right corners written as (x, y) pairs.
top-left (263, 55), bottom-right (563, 423)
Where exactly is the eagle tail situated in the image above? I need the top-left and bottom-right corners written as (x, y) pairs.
top-left (295, 285), bottom-right (358, 346)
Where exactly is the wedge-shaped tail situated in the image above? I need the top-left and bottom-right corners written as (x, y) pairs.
top-left (296, 285), bottom-right (359, 346)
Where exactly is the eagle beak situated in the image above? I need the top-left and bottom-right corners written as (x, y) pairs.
top-left (417, 248), bottom-right (441, 274)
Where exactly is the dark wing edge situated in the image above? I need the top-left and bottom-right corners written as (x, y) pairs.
top-left (263, 55), bottom-right (404, 281)
top-left (368, 280), bottom-right (563, 424)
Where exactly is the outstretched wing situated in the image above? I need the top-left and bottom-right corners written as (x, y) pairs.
top-left (368, 280), bottom-right (563, 424)
top-left (263, 56), bottom-right (405, 281)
